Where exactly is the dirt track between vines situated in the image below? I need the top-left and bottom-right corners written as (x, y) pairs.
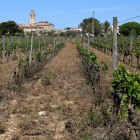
top-left (0, 42), bottom-right (106, 140)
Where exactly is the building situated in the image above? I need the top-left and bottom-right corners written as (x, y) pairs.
top-left (109, 25), bottom-right (120, 34)
top-left (70, 28), bottom-right (82, 32)
top-left (54, 29), bottom-right (63, 34)
top-left (18, 10), bottom-right (54, 35)
top-left (54, 29), bottom-right (69, 34)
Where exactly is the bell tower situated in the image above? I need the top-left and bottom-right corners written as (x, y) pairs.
top-left (29, 10), bottom-right (36, 24)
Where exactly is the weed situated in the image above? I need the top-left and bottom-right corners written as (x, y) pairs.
top-left (96, 97), bottom-right (104, 104)
top-left (0, 121), bottom-right (5, 134)
top-left (49, 108), bottom-right (55, 112)
top-left (11, 86), bottom-right (24, 93)
top-left (104, 90), bottom-right (112, 98)
top-left (41, 78), bottom-right (51, 86)
top-left (102, 62), bottom-right (108, 74)
top-left (87, 110), bottom-right (104, 127)
top-left (34, 74), bottom-right (41, 80)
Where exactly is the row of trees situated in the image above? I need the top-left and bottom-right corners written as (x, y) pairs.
top-left (79, 17), bottom-right (140, 37)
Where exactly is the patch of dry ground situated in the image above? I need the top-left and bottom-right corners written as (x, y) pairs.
top-left (0, 42), bottom-right (105, 140)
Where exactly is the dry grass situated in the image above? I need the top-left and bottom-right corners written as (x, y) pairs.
top-left (0, 40), bottom-right (138, 139)
top-left (0, 42), bottom-right (104, 140)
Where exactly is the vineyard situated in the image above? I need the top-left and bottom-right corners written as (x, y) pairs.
top-left (0, 35), bottom-right (140, 140)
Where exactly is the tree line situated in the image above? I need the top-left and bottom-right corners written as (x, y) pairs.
top-left (79, 17), bottom-right (140, 37)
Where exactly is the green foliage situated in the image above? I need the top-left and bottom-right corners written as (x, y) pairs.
top-left (118, 108), bottom-right (128, 120)
top-left (108, 104), bottom-right (114, 112)
top-left (102, 62), bottom-right (108, 73)
top-left (104, 20), bottom-right (110, 32)
top-left (121, 95), bottom-right (129, 107)
top-left (48, 30), bottom-right (54, 36)
top-left (0, 21), bottom-right (21, 36)
top-left (42, 78), bottom-right (51, 86)
top-left (87, 110), bottom-right (103, 125)
top-left (76, 41), bottom-right (97, 64)
top-left (54, 34), bottom-right (57, 36)
top-left (26, 31), bottom-right (37, 37)
top-left (112, 64), bottom-right (140, 110)
top-left (64, 27), bottom-right (71, 30)
top-left (135, 48), bottom-right (140, 58)
top-left (60, 32), bottom-right (64, 36)
top-left (79, 18), bottom-right (102, 36)
top-left (17, 55), bottom-right (29, 67)
top-left (34, 50), bottom-right (42, 62)
top-left (129, 29), bottom-right (137, 37)
top-left (119, 22), bottom-right (140, 36)
top-left (64, 31), bottom-right (77, 37)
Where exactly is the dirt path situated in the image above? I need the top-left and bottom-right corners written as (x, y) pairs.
top-left (0, 43), bottom-right (105, 140)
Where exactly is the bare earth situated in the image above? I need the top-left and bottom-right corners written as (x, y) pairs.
top-left (0, 42), bottom-right (106, 140)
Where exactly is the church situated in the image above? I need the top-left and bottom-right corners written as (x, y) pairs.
top-left (18, 10), bottom-right (54, 35)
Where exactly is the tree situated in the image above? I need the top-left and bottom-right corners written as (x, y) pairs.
top-left (79, 18), bottom-right (102, 36)
top-left (0, 21), bottom-right (20, 36)
top-left (0, 32), bottom-right (2, 38)
top-left (7, 21), bottom-right (19, 36)
top-left (17, 28), bottom-right (24, 33)
top-left (48, 30), bottom-right (54, 36)
top-left (129, 29), bottom-right (137, 37)
top-left (64, 31), bottom-right (77, 37)
top-left (33, 31), bottom-right (37, 37)
top-left (119, 22), bottom-right (140, 36)
top-left (39, 31), bottom-right (43, 36)
top-left (54, 34), bottom-right (57, 36)
top-left (60, 32), bottom-right (64, 36)
top-left (104, 20), bottom-right (110, 32)
top-left (100, 23), bottom-right (104, 33)
top-left (15, 28), bottom-right (24, 37)
top-left (0, 22), bottom-right (8, 35)
top-left (43, 31), bottom-right (47, 36)
top-left (26, 31), bottom-right (37, 37)
top-left (64, 27), bottom-right (71, 30)
top-left (16, 32), bottom-right (25, 38)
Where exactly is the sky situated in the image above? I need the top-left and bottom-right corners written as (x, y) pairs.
top-left (0, 0), bottom-right (139, 30)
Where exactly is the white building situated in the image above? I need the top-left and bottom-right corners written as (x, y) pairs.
top-left (18, 10), bottom-right (54, 35)
top-left (109, 25), bottom-right (120, 34)
top-left (70, 28), bottom-right (82, 32)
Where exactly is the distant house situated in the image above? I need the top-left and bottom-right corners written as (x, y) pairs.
top-left (54, 30), bottom-right (62, 34)
top-left (70, 28), bottom-right (82, 32)
top-left (109, 25), bottom-right (120, 34)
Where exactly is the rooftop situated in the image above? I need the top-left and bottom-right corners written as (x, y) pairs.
top-left (39, 21), bottom-right (48, 23)
top-left (19, 26), bottom-right (43, 28)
